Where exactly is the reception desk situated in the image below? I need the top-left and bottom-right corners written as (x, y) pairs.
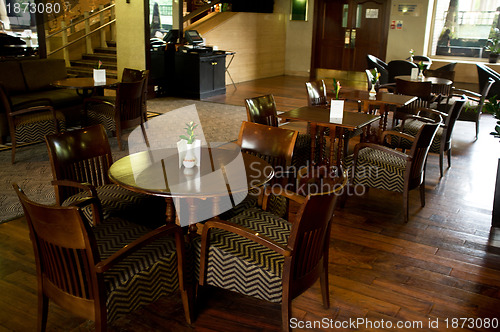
top-left (174, 50), bottom-right (227, 99)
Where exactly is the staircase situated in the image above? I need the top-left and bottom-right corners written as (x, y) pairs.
top-left (67, 41), bottom-right (117, 79)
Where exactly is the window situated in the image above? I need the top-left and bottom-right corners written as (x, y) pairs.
top-left (431, 0), bottom-right (499, 59)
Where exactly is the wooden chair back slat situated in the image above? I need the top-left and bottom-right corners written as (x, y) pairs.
top-left (305, 80), bottom-right (328, 106)
top-left (46, 125), bottom-right (113, 203)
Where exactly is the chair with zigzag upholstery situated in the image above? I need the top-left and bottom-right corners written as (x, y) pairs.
top-left (245, 94), bottom-right (311, 167)
top-left (45, 124), bottom-right (165, 227)
top-left (195, 172), bottom-right (346, 332)
top-left (219, 121), bottom-right (298, 221)
top-left (13, 183), bottom-right (192, 331)
top-left (394, 97), bottom-right (466, 177)
top-left (344, 121), bottom-right (440, 222)
top-left (83, 70), bottom-right (149, 150)
top-left (0, 83), bottom-right (66, 163)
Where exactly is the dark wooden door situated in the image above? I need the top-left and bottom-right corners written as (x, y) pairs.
top-left (312, 0), bottom-right (390, 73)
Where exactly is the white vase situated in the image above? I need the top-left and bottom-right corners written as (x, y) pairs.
top-left (183, 143), bottom-right (196, 168)
top-left (93, 69), bottom-right (106, 83)
top-left (369, 85), bottom-right (377, 99)
top-left (418, 71), bottom-right (424, 80)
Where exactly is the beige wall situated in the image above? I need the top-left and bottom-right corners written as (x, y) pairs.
top-left (200, 12), bottom-right (287, 83)
top-left (115, 1), bottom-right (146, 79)
top-left (386, 0), bottom-right (433, 62)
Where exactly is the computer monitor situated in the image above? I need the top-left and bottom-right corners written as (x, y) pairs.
top-left (163, 29), bottom-right (178, 44)
top-left (185, 30), bottom-right (203, 45)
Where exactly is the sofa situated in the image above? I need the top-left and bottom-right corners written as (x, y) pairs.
top-left (0, 58), bottom-right (82, 141)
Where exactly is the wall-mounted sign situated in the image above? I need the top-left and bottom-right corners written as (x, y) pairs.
top-left (397, 4), bottom-right (420, 16)
top-left (390, 20), bottom-right (396, 29)
top-left (366, 9), bottom-right (379, 19)
top-left (396, 20), bottom-right (403, 29)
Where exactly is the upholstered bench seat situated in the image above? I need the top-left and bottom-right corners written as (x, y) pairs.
top-left (13, 110), bottom-right (66, 143)
top-left (193, 207), bottom-right (292, 303)
top-left (93, 217), bottom-right (180, 322)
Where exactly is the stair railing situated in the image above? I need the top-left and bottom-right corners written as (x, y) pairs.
top-left (46, 4), bottom-right (116, 66)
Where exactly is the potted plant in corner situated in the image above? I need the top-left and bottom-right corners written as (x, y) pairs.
top-left (485, 28), bottom-right (499, 64)
top-left (484, 95), bottom-right (500, 227)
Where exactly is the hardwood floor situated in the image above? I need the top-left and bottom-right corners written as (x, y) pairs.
top-left (1, 75), bottom-right (500, 331)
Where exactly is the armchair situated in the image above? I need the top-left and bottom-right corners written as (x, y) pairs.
top-left (387, 60), bottom-right (418, 83)
top-left (1, 83), bottom-right (65, 163)
top-left (366, 54), bottom-right (389, 85)
top-left (344, 122), bottom-right (440, 222)
top-left (13, 183), bottom-right (192, 331)
top-left (195, 173), bottom-right (347, 331)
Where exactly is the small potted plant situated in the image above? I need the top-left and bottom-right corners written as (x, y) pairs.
top-left (486, 28), bottom-right (499, 64)
top-left (179, 121), bottom-right (199, 168)
top-left (330, 78), bottom-right (344, 119)
top-left (417, 61), bottom-right (426, 79)
top-left (369, 68), bottom-right (380, 98)
top-left (409, 49), bottom-right (414, 62)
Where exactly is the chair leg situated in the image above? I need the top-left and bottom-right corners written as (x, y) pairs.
top-left (281, 293), bottom-right (291, 332)
top-left (320, 255), bottom-right (330, 308)
top-left (420, 183), bottom-right (425, 207)
top-left (403, 189), bottom-right (409, 223)
top-left (37, 293), bottom-right (48, 332)
top-left (439, 152), bottom-right (444, 178)
top-left (475, 120), bottom-right (479, 140)
top-left (11, 136), bottom-right (16, 164)
top-left (447, 149), bottom-right (452, 168)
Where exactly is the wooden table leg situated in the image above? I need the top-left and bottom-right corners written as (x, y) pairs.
top-left (310, 123), bottom-right (318, 164)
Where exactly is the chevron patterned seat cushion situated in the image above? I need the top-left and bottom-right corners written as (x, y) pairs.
top-left (219, 188), bottom-right (288, 221)
top-left (87, 102), bottom-right (116, 133)
top-left (62, 184), bottom-right (166, 228)
top-left (193, 207), bottom-right (292, 303)
top-left (93, 217), bottom-right (180, 322)
top-left (394, 119), bottom-right (443, 153)
top-left (14, 110), bottom-right (66, 143)
top-left (345, 147), bottom-right (407, 192)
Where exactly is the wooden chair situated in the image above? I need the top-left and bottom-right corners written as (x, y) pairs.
top-left (0, 83), bottom-right (65, 163)
top-left (344, 122), bottom-right (440, 222)
top-left (442, 78), bottom-right (494, 139)
top-left (45, 124), bottom-right (165, 227)
top-left (122, 68), bottom-right (149, 122)
top-left (245, 94), bottom-right (310, 167)
top-left (393, 78), bottom-right (433, 125)
top-left (476, 63), bottom-right (500, 99)
top-left (423, 69), bottom-right (455, 105)
top-left (387, 60), bottom-right (418, 83)
top-left (305, 80), bottom-right (328, 106)
top-left (396, 97), bottom-right (467, 177)
top-left (83, 74), bottom-right (148, 150)
top-left (220, 121), bottom-right (298, 220)
top-left (13, 183), bottom-right (192, 331)
top-left (195, 172), bottom-right (347, 331)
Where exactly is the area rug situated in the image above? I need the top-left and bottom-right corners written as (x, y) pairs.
top-left (0, 98), bottom-right (247, 223)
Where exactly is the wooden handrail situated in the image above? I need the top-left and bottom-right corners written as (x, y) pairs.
top-left (47, 19), bottom-right (116, 56)
top-left (46, 4), bottom-right (115, 39)
top-left (183, 0), bottom-right (223, 22)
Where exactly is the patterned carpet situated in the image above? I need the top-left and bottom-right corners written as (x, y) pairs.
top-left (0, 98), bottom-right (246, 223)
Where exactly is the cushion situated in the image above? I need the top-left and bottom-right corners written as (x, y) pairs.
top-left (0, 61), bottom-right (27, 94)
top-left (94, 217), bottom-right (180, 322)
top-left (193, 207), bottom-right (292, 303)
top-left (13, 110), bottom-right (66, 143)
top-left (395, 119), bottom-right (443, 153)
top-left (345, 147), bottom-right (407, 192)
top-left (62, 183), bottom-right (166, 229)
top-left (21, 59), bottom-right (68, 91)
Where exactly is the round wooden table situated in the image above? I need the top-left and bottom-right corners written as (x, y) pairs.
top-left (395, 75), bottom-right (452, 86)
top-left (52, 77), bottom-right (118, 97)
top-left (109, 143), bottom-right (274, 231)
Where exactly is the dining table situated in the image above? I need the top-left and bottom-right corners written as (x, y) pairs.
top-left (52, 77), bottom-right (118, 97)
top-left (108, 143), bottom-right (274, 234)
top-left (277, 106), bottom-right (380, 169)
top-left (395, 75), bottom-right (453, 86)
top-left (341, 90), bottom-right (417, 136)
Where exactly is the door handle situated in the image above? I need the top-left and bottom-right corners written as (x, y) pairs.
top-left (344, 29), bottom-right (351, 48)
top-left (350, 29), bottom-right (356, 48)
